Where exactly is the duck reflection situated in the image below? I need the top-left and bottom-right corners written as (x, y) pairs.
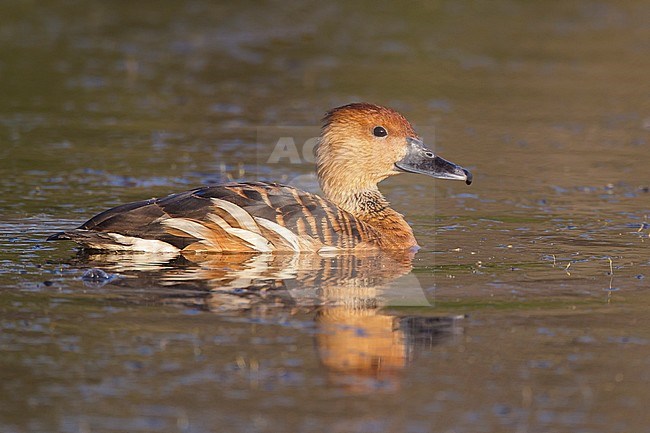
top-left (72, 250), bottom-right (463, 391)
top-left (315, 307), bottom-right (461, 392)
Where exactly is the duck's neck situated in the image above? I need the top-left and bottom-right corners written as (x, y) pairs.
top-left (316, 133), bottom-right (418, 250)
top-left (321, 183), bottom-right (417, 250)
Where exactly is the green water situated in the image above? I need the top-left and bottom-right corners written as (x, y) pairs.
top-left (1, 1), bottom-right (649, 432)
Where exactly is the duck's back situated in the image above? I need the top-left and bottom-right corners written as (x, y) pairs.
top-left (49, 182), bottom-right (381, 253)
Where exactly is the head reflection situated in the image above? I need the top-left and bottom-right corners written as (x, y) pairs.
top-left (313, 279), bottom-right (462, 392)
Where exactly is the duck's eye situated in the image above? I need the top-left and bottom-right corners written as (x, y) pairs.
top-left (373, 126), bottom-right (388, 137)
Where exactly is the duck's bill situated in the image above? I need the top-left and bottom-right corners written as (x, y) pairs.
top-left (395, 138), bottom-right (473, 185)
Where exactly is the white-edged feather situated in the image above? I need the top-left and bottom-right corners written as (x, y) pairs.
top-left (206, 213), bottom-right (231, 230)
top-left (254, 217), bottom-right (317, 252)
top-left (211, 198), bottom-right (261, 234)
top-left (102, 233), bottom-right (180, 253)
top-left (161, 218), bottom-right (222, 250)
top-left (224, 228), bottom-right (274, 252)
top-left (208, 212), bottom-right (273, 252)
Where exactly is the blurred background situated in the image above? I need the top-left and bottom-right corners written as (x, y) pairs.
top-left (2, 0), bottom-right (648, 216)
top-left (1, 1), bottom-right (649, 432)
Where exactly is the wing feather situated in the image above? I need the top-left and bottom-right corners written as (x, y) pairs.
top-left (52, 181), bottom-right (379, 252)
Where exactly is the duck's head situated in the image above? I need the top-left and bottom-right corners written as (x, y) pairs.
top-left (317, 103), bottom-right (472, 201)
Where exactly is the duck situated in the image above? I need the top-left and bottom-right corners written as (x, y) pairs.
top-left (48, 103), bottom-right (472, 253)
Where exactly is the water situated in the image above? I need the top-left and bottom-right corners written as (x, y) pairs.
top-left (1, 1), bottom-right (649, 432)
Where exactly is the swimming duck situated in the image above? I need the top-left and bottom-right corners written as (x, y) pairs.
top-left (49, 103), bottom-right (472, 253)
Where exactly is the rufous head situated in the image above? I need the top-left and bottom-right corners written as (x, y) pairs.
top-left (317, 103), bottom-right (471, 203)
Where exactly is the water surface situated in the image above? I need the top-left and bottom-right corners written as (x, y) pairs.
top-left (1, 1), bottom-right (649, 432)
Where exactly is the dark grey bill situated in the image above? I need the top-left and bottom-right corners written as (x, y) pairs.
top-left (395, 137), bottom-right (472, 185)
